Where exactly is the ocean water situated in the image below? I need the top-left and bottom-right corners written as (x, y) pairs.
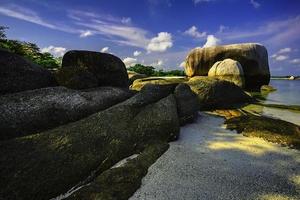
top-left (264, 79), bottom-right (300, 105)
top-left (251, 79), bottom-right (300, 125)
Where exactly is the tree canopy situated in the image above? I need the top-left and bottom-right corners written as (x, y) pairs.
top-left (127, 64), bottom-right (185, 77)
top-left (0, 26), bottom-right (61, 69)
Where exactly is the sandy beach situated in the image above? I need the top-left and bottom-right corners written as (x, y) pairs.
top-left (130, 113), bottom-right (300, 200)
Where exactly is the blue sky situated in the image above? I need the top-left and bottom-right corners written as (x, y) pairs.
top-left (0, 0), bottom-right (300, 75)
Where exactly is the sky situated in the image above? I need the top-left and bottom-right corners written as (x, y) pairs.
top-left (0, 0), bottom-right (300, 75)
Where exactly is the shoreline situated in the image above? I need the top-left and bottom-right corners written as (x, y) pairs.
top-left (130, 113), bottom-right (300, 200)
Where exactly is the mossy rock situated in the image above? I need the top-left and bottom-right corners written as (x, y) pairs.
top-left (0, 86), bottom-right (133, 141)
top-left (0, 87), bottom-right (179, 200)
top-left (68, 142), bottom-right (169, 200)
top-left (225, 114), bottom-right (300, 149)
top-left (55, 50), bottom-right (129, 89)
top-left (130, 77), bottom-right (187, 91)
top-left (174, 83), bottom-right (200, 125)
top-left (260, 85), bottom-right (276, 92)
top-left (187, 76), bottom-right (253, 110)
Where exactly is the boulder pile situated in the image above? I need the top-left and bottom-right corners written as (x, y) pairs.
top-left (184, 43), bottom-right (270, 90)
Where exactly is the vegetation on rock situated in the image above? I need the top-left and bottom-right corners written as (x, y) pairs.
top-left (0, 26), bottom-right (61, 69)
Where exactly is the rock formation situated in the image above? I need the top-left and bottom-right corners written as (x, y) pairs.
top-left (55, 50), bottom-right (129, 89)
top-left (184, 43), bottom-right (270, 90)
top-left (208, 58), bottom-right (245, 88)
top-left (0, 86), bottom-right (133, 140)
top-left (0, 49), bottom-right (57, 95)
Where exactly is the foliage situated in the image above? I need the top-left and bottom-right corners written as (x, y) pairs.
top-left (127, 64), bottom-right (156, 76)
top-left (0, 26), bottom-right (61, 69)
top-left (128, 64), bottom-right (185, 77)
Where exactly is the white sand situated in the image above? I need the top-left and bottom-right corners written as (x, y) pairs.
top-left (130, 113), bottom-right (300, 200)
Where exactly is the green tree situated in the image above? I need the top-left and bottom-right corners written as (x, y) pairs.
top-left (0, 26), bottom-right (60, 69)
top-left (127, 64), bottom-right (156, 76)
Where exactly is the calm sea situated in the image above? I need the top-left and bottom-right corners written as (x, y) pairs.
top-left (264, 79), bottom-right (300, 105)
top-left (260, 79), bottom-right (300, 125)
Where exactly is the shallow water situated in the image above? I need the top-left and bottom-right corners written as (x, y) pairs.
top-left (247, 80), bottom-right (300, 125)
top-left (265, 80), bottom-right (300, 105)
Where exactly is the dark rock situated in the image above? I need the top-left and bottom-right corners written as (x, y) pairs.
top-left (185, 43), bottom-right (270, 90)
top-left (174, 83), bottom-right (200, 124)
top-left (188, 76), bottom-right (253, 110)
top-left (55, 50), bottom-right (129, 89)
top-left (0, 49), bottom-right (57, 95)
top-left (0, 86), bottom-right (133, 140)
top-left (0, 88), bottom-right (179, 200)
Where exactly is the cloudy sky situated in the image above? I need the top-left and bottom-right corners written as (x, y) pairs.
top-left (0, 0), bottom-right (300, 75)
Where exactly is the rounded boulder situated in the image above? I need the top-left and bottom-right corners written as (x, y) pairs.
top-left (56, 50), bottom-right (129, 89)
top-left (208, 58), bottom-right (245, 88)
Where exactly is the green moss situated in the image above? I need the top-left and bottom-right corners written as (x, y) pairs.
top-left (130, 77), bottom-right (187, 91)
top-left (68, 142), bottom-right (169, 200)
top-left (225, 114), bottom-right (300, 149)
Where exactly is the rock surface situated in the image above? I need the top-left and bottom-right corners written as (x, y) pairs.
top-left (0, 86), bottom-right (133, 141)
top-left (0, 49), bottom-right (57, 95)
top-left (131, 76), bottom-right (252, 110)
top-left (185, 43), bottom-right (270, 90)
top-left (208, 58), bottom-right (245, 88)
top-left (128, 71), bottom-right (147, 85)
top-left (55, 50), bottom-right (129, 89)
top-left (188, 77), bottom-right (253, 109)
top-left (0, 85), bottom-right (180, 200)
top-left (174, 83), bottom-right (200, 124)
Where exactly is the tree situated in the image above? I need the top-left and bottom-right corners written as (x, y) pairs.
top-left (0, 26), bottom-right (8, 40)
top-left (127, 64), bottom-right (156, 76)
top-left (127, 63), bottom-right (185, 77)
top-left (0, 26), bottom-right (60, 69)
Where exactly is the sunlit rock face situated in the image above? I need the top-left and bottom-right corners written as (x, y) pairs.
top-left (184, 43), bottom-right (270, 90)
top-left (208, 58), bottom-right (245, 88)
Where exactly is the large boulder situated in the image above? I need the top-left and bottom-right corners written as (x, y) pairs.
top-left (131, 76), bottom-right (252, 110)
top-left (208, 58), bottom-right (245, 88)
top-left (0, 86), bottom-right (133, 140)
top-left (0, 49), bottom-right (57, 95)
top-left (174, 83), bottom-right (200, 124)
top-left (187, 76), bottom-right (253, 109)
top-left (56, 50), bottom-right (129, 89)
top-left (184, 43), bottom-right (270, 90)
top-left (0, 86), bottom-right (180, 200)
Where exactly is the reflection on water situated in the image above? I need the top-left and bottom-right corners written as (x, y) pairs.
top-left (247, 80), bottom-right (300, 125)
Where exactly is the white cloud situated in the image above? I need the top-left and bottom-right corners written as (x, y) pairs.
top-left (193, 0), bottom-right (214, 4)
top-left (179, 61), bottom-right (186, 68)
top-left (79, 30), bottom-right (94, 38)
top-left (290, 58), bottom-right (300, 64)
top-left (41, 46), bottom-right (66, 57)
top-left (0, 4), bottom-right (78, 34)
top-left (203, 35), bottom-right (221, 48)
top-left (121, 17), bottom-right (131, 24)
top-left (273, 55), bottom-right (289, 61)
top-left (133, 51), bottom-right (142, 57)
top-left (277, 47), bottom-right (292, 54)
top-left (250, 0), bottom-right (260, 9)
top-left (147, 32), bottom-right (173, 52)
top-left (219, 15), bottom-right (300, 46)
top-left (123, 57), bottom-right (137, 67)
top-left (184, 26), bottom-right (206, 38)
top-left (100, 47), bottom-right (109, 53)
